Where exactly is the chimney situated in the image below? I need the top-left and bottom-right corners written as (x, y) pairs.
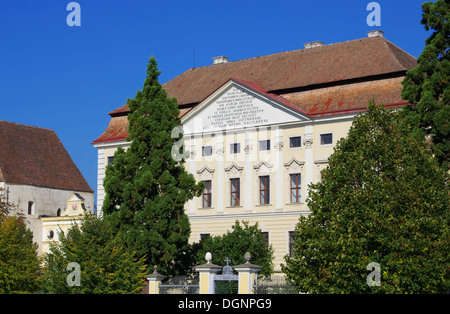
top-left (304, 41), bottom-right (324, 49)
top-left (212, 56), bottom-right (229, 64)
top-left (367, 30), bottom-right (384, 38)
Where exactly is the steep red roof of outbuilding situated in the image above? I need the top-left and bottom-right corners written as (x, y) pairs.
top-left (0, 121), bottom-right (93, 193)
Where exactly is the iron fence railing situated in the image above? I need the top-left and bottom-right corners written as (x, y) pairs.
top-left (159, 284), bottom-right (199, 294)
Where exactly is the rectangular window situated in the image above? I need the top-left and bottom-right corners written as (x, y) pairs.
top-left (28, 201), bottom-right (34, 215)
top-left (259, 140), bottom-right (270, 151)
top-left (202, 146), bottom-right (212, 156)
top-left (289, 231), bottom-right (296, 256)
top-left (290, 174), bottom-right (301, 203)
top-left (107, 156), bottom-right (114, 165)
top-left (230, 143), bottom-right (240, 154)
top-left (320, 133), bottom-right (333, 145)
top-left (202, 180), bottom-right (212, 208)
top-left (230, 178), bottom-right (240, 206)
top-left (260, 176), bottom-right (270, 205)
top-left (289, 136), bottom-right (301, 148)
top-left (200, 233), bottom-right (210, 242)
top-left (261, 232), bottom-right (269, 249)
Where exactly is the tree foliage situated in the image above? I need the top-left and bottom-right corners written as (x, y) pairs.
top-left (102, 56), bottom-right (203, 277)
top-left (401, 0), bottom-right (450, 169)
top-left (194, 220), bottom-right (274, 277)
top-left (0, 190), bottom-right (42, 294)
top-left (282, 103), bottom-right (449, 294)
top-left (42, 214), bottom-right (146, 294)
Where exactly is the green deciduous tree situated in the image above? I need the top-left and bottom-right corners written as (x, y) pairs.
top-left (0, 191), bottom-right (42, 294)
top-left (102, 56), bottom-right (203, 277)
top-left (282, 103), bottom-right (449, 294)
top-left (42, 214), bottom-right (146, 294)
top-left (193, 220), bottom-right (274, 277)
top-left (401, 0), bottom-right (450, 169)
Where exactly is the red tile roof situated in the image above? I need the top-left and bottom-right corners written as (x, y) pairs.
top-left (0, 121), bottom-right (93, 193)
top-left (163, 36), bottom-right (416, 106)
top-left (92, 35), bottom-right (417, 144)
top-left (231, 78), bottom-right (310, 116)
top-left (285, 76), bottom-right (410, 117)
top-left (92, 115), bottom-right (129, 144)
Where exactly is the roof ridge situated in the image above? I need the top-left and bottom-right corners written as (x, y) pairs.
top-left (0, 120), bottom-right (55, 133)
top-left (0, 120), bottom-right (93, 193)
top-left (184, 36), bottom-right (393, 71)
top-left (380, 38), bottom-right (418, 69)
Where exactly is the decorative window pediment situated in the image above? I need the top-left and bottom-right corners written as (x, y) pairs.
top-left (284, 158), bottom-right (305, 173)
top-left (197, 166), bottom-right (215, 180)
top-left (253, 161), bottom-right (273, 173)
top-left (224, 163), bottom-right (244, 177)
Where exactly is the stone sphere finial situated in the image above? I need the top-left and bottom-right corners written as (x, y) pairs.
top-left (244, 252), bottom-right (251, 263)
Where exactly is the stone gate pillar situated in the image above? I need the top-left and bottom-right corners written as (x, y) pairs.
top-left (195, 252), bottom-right (222, 294)
top-left (146, 266), bottom-right (166, 294)
top-left (234, 252), bottom-right (262, 294)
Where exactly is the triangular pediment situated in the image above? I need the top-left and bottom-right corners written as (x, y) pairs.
top-left (197, 166), bottom-right (215, 180)
top-left (182, 79), bottom-right (310, 134)
top-left (224, 163), bottom-right (244, 176)
top-left (69, 193), bottom-right (84, 202)
top-left (253, 161), bottom-right (273, 173)
top-left (64, 193), bottom-right (86, 217)
top-left (284, 158), bottom-right (305, 172)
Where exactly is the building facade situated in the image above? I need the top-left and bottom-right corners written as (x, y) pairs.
top-left (40, 193), bottom-right (92, 254)
top-left (0, 121), bottom-right (94, 254)
top-left (93, 32), bottom-right (416, 272)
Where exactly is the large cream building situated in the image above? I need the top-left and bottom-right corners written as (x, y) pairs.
top-left (92, 32), bottom-right (416, 272)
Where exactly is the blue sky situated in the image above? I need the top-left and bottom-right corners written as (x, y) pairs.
top-left (0, 0), bottom-right (429, 206)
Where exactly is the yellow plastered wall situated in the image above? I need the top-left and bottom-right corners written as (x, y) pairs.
top-left (199, 273), bottom-right (210, 294)
top-left (189, 213), bottom-right (307, 272)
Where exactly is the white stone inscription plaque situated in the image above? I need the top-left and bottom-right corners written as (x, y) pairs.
top-left (182, 83), bottom-right (306, 134)
top-left (206, 87), bottom-right (268, 130)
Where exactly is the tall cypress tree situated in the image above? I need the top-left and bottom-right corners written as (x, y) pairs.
top-left (103, 56), bottom-right (203, 277)
top-left (401, 0), bottom-right (450, 169)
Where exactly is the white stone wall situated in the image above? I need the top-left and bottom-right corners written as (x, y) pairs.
top-left (92, 140), bottom-right (129, 217)
top-left (3, 183), bottom-right (94, 253)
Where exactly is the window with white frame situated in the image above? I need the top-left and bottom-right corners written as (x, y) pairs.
top-left (202, 180), bottom-right (212, 208)
top-left (320, 133), bottom-right (333, 145)
top-left (230, 178), bottom-right (240, 206)
top-left (259, 175), bottom-right (270, 205)
top-left (290, 173), bottom-right (301, 203)
top-left (288, 231), bottom-right (296, 256)
top-left (259, 140), bottom-right (270, 151)
top-left (230, 143), bottom-right (240, 154)
top-left (289, 136), bottom-right (301, 148)
top-left (202, 146), bottom-right (213, 156)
